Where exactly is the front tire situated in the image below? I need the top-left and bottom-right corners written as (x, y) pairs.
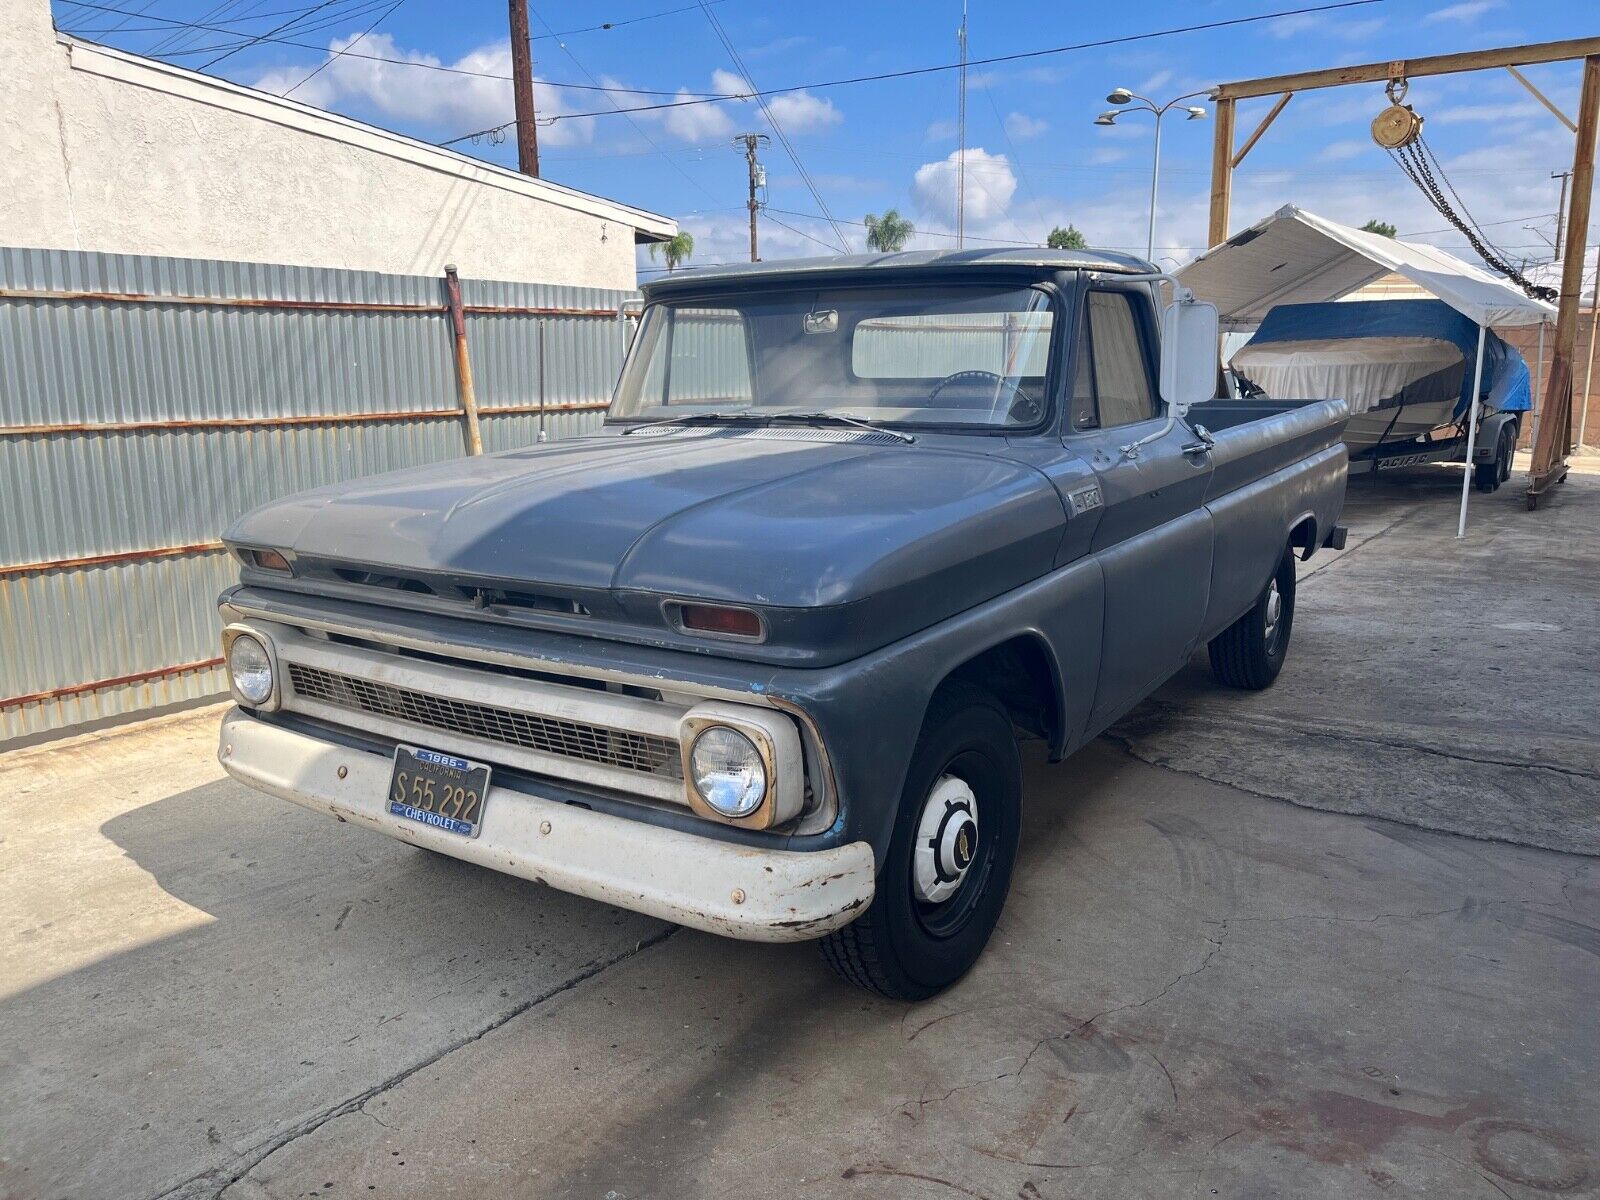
top-left (1208, 546), bottom-right (1295, 690)
top-left (819, 683), bottom-right (1022, 1001)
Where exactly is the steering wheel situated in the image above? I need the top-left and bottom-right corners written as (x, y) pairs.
top-left (926, 369), bottom-right (1042, 424)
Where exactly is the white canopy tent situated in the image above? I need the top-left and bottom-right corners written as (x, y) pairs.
top-left (1178, 206), bottom-right (1556, 536)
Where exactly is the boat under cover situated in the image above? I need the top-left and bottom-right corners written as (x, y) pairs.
top-left (1230, 299), bottom-right (1531, 454)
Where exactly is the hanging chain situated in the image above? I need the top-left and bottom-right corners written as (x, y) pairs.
top-left (1389, 137), bottom-right (1557, 301)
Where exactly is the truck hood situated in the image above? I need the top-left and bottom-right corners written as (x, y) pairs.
top-left (226, 429), bottom-right (1067, 653)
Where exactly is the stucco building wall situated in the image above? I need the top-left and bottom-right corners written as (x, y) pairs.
top-left (0, 0), bottom-right (671, 289)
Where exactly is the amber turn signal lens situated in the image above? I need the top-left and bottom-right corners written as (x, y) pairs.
top-left (678, 603), bottom-right (763, 639)
top-left (247, 548), bottom-right (291, 572)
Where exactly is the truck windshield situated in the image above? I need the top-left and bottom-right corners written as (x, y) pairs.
top-left (609, 284), bottom-right (1055, 429)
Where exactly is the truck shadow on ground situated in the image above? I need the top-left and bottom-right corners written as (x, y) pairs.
top-left (6, 730), bottom-right (1595, 1200)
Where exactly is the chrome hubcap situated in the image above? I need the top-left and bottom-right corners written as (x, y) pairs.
top-left (1264, 580), bottom-right (1283, 644)
top-left (913, 774), bottom-right (979, 904)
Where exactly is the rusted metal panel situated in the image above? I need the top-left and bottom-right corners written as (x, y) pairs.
top-left (0, 246), bottom-right (637, 744)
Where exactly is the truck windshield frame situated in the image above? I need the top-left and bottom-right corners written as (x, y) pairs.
top-left (608, 282), bottom-right (1063, 433)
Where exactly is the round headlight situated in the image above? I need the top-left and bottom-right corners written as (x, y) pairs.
top-left (689, 726), bottom-right (768, 818)
top-left (227, 634), bottom-right (274, 705)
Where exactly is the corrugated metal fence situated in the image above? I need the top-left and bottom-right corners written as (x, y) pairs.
top-left (0, 247), bottom-right (637, 744)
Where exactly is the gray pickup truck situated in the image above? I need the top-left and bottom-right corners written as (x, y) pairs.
top-left (217, 249), bottom-right (1348, 1000)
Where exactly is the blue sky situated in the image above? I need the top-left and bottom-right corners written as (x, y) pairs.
top-left (50, 0), bottom-right (1595, 278)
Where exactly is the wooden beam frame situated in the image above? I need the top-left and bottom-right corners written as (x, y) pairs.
top-left (1212, 36), bottom-right (1600, 100)
top-left (1529, 53), bottom-right (1600, 502)
top-left (1206, 35), bottom-right (1600, 510)
top-left (1208, 96), bottom-right (1237, 249)
top-left (1233, 92), bottom-right (1294, 168)
top-left (1506, 65), bottom-right (1577, 132)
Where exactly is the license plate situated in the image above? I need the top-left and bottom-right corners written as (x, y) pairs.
top-left (388, 745), bottom-right (491, 838)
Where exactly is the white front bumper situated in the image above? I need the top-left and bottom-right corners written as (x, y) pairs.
top-left (218, 710), bottom-right (875, 942)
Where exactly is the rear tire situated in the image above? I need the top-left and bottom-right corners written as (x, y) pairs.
top-left (819, 683), bottom-right (1022, 1001)
top-left (1208, 547), bottom-right (1295, 690)
top-left (1476, 426), bottom-right (1513, 492)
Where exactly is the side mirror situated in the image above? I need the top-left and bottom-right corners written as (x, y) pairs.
top-left (1159, 296), bottom-right (1220, 418)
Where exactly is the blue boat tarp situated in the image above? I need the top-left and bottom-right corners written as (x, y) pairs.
top-left (1246, 299), bottom-right (1531, 418)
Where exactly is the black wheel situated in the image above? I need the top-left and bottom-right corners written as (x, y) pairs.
top-left (1476, 427), bottom-right (1513, 492)
top-left (1499, 426), bottom-right (1515, 483)
top-left (819, 683), bottom-right (1022, 1001)
top-left (1208, 546), bottom-right (1295, 690)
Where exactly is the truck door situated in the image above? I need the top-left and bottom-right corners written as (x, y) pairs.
top-left (1066, 285), bottom-right (1215, 729)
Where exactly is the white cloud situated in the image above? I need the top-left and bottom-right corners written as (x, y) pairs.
top-left (766, 88), bottom-right (842, 132)
top-left (1004, 112), bottom-right (1048, 140)
top-left (1319, 139), bottom-right (1370, 162)
top-left (1431, 102), bottom-right (1546, 124)
top-left (1265, 13), bottom-right (1384, 40)
top-left (912, 148), bottom-right (1017, 224)
top-left (639, 208), bottom-right (852, 272)
top-left (661, 86), bottom-right (737, 142)
top-left (1423, 0), bottom-right (1502, 23)
top-left (647, 69), bottom-right (839, 143)
top-left (1088, 147), bottom-right (1128, 166)
top-left (925, 118), bottom-right (958, 141)
top-left (251, 33), bottom-right (595, 146)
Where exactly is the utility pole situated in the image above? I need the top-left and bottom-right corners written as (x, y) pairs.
top-left (956, 0), bottom-right (968, 247)
top-left (508, 0), bottom-right (540, 177)
top-left (1552, 169), bottom-right (1572, 259)
top-left (734, 133), bottom-right (769, 262)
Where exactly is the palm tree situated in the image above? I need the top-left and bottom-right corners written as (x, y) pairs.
top-left (864, 209), bottom-right (915, 253)
top-left (650, 232), bottom-right (696, 271)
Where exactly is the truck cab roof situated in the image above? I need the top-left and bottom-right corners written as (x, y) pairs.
top-left (642, 247), bottom-right (1156, 297)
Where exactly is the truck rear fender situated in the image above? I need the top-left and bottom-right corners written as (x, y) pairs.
top-left (1288, 512), bottom-right (1319, 562)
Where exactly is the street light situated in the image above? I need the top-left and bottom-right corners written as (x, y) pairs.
top-left (1092, 87), bottom-right (1212, 261)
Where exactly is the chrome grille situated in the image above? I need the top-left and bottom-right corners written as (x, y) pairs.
top-left (287, 663), bottom-right (682, 779)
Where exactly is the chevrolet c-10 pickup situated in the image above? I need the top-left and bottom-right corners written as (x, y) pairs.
top-left (217, 249), bottom-right (1348, 1000)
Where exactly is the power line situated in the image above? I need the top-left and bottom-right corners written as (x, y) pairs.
top-left (766, 206), bottom-right (1041, 246)
top-left (56, 0), bottom-right (727, 93)
top-left (60, 0), bottom-right (365, 33)
top-left (761, 210), bottom-right (846, 254)
top-left (199, 0), bottom-right (350, 69)
top-left (280, 0), bottom-right (403, 95)
top-left (529, 2), bottom-right (724, 208)
top-left (1399, 211), bottom-right (1557, 238)
top-left (695, 0), bottom-right (850, 252)
top-left (534, 0), bottom-right (1385, 125)
top-left (148, 0), bottom-right (288, 56)
top-left (58, 0), bottom-right (725, 41)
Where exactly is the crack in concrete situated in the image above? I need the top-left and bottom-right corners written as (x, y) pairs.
top-left (1106, 735), bottom-right (1600, 860)
top-left (891, 929), bottom-right (1228, 1125)
top-left (1124, 707), bottom-right (1600, 784)
top-left (1298, 506), bottom-right (1430, 586)
top-left (151, 927), bottom-right (678, 1200)
top-left (1220, 897), bottom-right (1560, 927)
top-left (1069, 929), bottom-right (1226, 1041)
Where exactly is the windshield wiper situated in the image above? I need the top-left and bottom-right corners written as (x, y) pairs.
top-left (768, 412), bottom-right (916, 443)
top-left (619, 412), bottom-right (760, 436)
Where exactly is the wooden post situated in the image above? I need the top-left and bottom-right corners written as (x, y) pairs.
top-left (1208, 96), bottom-right (1236, 249)
top-left (1232, 92), bottom-right (1294, 168)
top-left (443, 265), bottom-right (485, 456)
top-left (508, 0), bottom-right (541, 177)
top-left (1529, 53), bottom-right (1600, 502)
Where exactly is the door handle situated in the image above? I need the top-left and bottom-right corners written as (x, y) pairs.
top-left (1181, 440), bottom-right (1212, 457)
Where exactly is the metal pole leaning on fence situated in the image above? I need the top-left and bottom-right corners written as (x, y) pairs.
top-left (443, 264), bottom-right (485, 456)
top-left (1457, 323), bottom-right (1489, 539)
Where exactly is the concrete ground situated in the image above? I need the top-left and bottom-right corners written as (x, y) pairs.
top-left (2, 465), bottom-right (1598, 1200)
